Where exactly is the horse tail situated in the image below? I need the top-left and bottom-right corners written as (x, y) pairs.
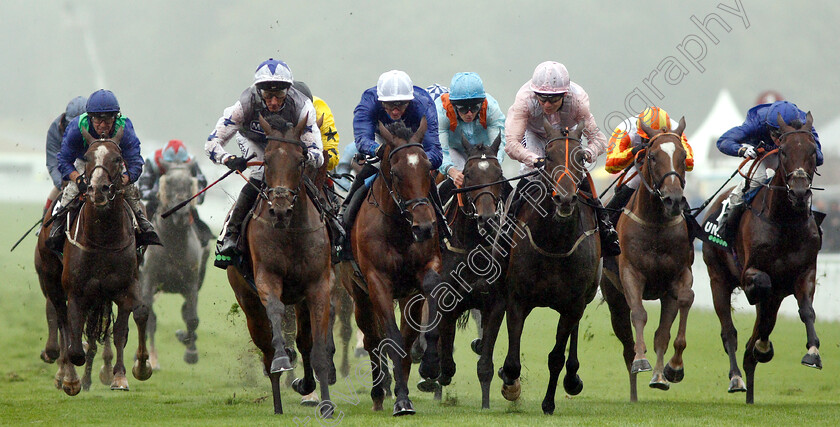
top-left (455, 309), bottom-right (471, 330)
top-left (85, 302), bottom-right (114, 345)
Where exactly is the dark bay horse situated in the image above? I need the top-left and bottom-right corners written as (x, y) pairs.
top-left (140, 164), bottom-right (207, 368)
top-left (702, 112), bottom-right (822, 404)
top-left (338, 119), bottom-right (443, 416)
top-left (600, 118), bottom-right (694, 401)
top-left (226, 114), bottom-right (334, 416)
top-left (428, 133), bottom-right (508, 409)
top-left (38, 129), bottom-right (152, 395)
top-left (497, 121), bottom-right (600, 415)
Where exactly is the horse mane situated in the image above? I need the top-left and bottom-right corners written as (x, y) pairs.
top-left (384, 121), bottom-right (414, 142)
top-left (789, 118), bottom-right (804, 129)
top-left (264, 115), bottom-right (294, 134)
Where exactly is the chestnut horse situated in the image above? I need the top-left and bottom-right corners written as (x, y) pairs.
top-left (36, 129), bottom-right (152, 395)
top-left (338, 119), bottom-right (443, 416)
top-left (600, 117), bottom-right (694, 401)
top-left (497, 121), bottom-right (600, 415)
top-left (226, 115), bottom-right (334, 416)
top-left (702, 112), bottom-right (822, 404)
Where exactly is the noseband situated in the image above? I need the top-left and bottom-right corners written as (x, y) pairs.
top-left (384, 143), bottom-right (431, 222)
top-left (638, 132), bottom-right (686, 199)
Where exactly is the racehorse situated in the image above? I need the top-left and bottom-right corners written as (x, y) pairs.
top-left (338, 119), bottom-right (444, 416)
top-left (702, 112), bottom-right (822, 404)
top-left (426, 133), bottom-right (508, 409)
top-left (226, 114), bottom-right (334, 416)
top-left (497, 120), bottom-right (600, 415)
top-left (599, 117), bottom-right (694, 401)
top-left (140, 164), bottom-right (207, 368)
top-left (37, 128), bottom-right (152, 395)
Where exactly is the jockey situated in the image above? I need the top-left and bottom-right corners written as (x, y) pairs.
top-left (292, 80), bottom-right (341, 171)
top-left (138, 139), bottom-right (215, 243)
top-left (45, 95), bottom-right (87, 213)
top-left (425, 83), bottom-right (449, 102)
top-left (436, 72), bottom-right (507, 203)
top-left (337, 70), bottom-right (445, 259)
top-left (504, 61), bottom-right (619, 256)
top-left (604, 107), bottom-right (694, 225)
top-left (47, 89), bottom-right (162, 251)
top-left (205, 58), bottom-right (323, 267)
top-left (715, 100), bottom-right (822, 242)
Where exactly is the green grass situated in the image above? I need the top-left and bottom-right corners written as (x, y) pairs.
top-left (2, 203), bottom-right (838, 426)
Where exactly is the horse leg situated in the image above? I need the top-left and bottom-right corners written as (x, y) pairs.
top-left (650, 295), bottom-right (678, 390)
top-left (65, 297), bottom-right (87, 367)
top-left (499, 298), bottom-right (531, 401)
top-left (478, 297), bottom-right (505, 409)
top-left (292, 302), bottom-right (318, 403)
top-left (709, 262), bottom-right (744, 392)
top-left (99, 333), bottom-right (114, 386)
top-left (621, 269), bottom-right (651, 374)
top-left (743, 296), bottom-right (782, 404)
top-left (600, 280), bottom-right (637, 401)
top-left (419, 269), bottom-right (444, 382)
top-left (307, 279), bottom-right (335, 419)
top-left (130, 297), bottom-right (153, 382)
top-left (795, 267), bottom-right (821, 369)
top-left (665, 277), bottom-right (694, 384)
top-left (41, 298), bottom-right (60, 363)
top-left (471, 308), bottom-right (483, 351)
top-left (179, 286), bottom-right (200, 365)
top-left (563, 323), bottom-right (584, 396)
top-left (541, 316), bottom-right (577, 415)
top-left (282, 304), bottom-right (297, 387)
top-left (403, 297), bottom-right (438, 397)
top-left (326, 288), bottom-right (338, 385)
top-left (256, 275), bottom-right (295, 375)
top-left (81, 318), bottom-right (99, 392)
top-left (436, 310), bottom-right (458, 388)
top-left (110, 303), bottom-right (131, 391)
top-left (349, 285), bottom-right (387, 411)
top-left (337, 283), bottom-right (353, 378)
top-left (146, 292), bottom-right (159, 370)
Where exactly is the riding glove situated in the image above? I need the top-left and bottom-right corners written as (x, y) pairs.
top-left (224, 155), bottom-right (248, 172)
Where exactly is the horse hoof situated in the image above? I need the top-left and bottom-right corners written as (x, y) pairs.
top-left (319, 401), bottom-right (335, 419)
top-left (417, 378), bottom-right (440, 393)
top-left (631, 359), bottom-right (652, 374)
top-left (41, 349), bottom-right (58, 364)
top-left (563, 373), bottom-right (583, 396)
top-left (329, 364), bottom-right (337, 385)
top-left (410, 344), bottom-right (424, 364)
top-left (183, 349), bottom-right (199, 365)
top-left (418, 360), bottom-right (440, 382)
top-left (438, 373), bottom-right (452, 387)
top-left (110, 374), bottom-right (129, 391)
top-left (270, 355), bottom-right (294, 373)
top-left (728, 376), bottom-right (747, 393)
top-left (372, 400), bottom-right (384, 411)
top-left (649, 375), bottom-right (670, 391)
top-left (300, 392), bottom-right (319, 407)
top-left (99, 365), bottom-right (113, 386)
top-left (471, 338), bottom-right (482, 355)
top-left (132, 359), bottom-right (153, 381)
top-left (175, 329), bottom-right (189, 345)
top-left (285, 347), bottom-right (298, 365)
top-left (802, 353), bottom-right (822, 370)
top-left (542, 399), bottom-right (555, 415)
top-left (62, 379), bottom-right (81, 396)
top-left (292, 377), bottom-right (316, 396)
top-left (663, 364), bottom-right (684, 383)
top-left (753, 341), bottom-right (774, 363)
top-left (392, 399), bottom-right (416, 416)
top-left (81, 377), bottom-right (91, 392)
top-left (501, 378), bottom-right (521, 401)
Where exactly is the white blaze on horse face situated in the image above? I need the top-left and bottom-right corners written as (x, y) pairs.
top-left (477, 160), bottom-right (490, 171)
top-left (407, 153), bottom-right (420, 167)
top-left (659, 142), bottom-right (677, 184)
top-left (89, 145), bottom-right (111, 186)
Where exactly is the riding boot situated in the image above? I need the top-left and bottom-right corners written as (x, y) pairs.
top-left (605, 184), bottom-right (635, 226)
top-left (338, 163), bottom-right (378, 221)
top-left (717, 201), bottom-right (746, 244)
top-left (338, 188), bottom-right (368, 261)
top-left (45, 212), bottom-right (68, 252)
top-left (133, 207), bottom-right (163, 247)
top-left (593, 198), bottom-right (622, 257)
top-left (216, 179), bottom-right (261, 267)
top-left (429, 180), bottom-right (452, 241)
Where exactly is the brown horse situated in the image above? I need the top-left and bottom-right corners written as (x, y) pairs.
top-left (702, 112), bottom-right (822, 404)
top-left (497, 120), bottom-right (600, 415)
top-left (338, 119), bottom-right (443, 416)
top-left (226, 114), bottom-right (334, 416)
top-left (36, 129), bottom-right (152, 395)
top-left (600, 118), bottom-right (694, 401)
top-left (428, 133), bottom-right (508, 409)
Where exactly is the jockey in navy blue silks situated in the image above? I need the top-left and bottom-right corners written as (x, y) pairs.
top-left (715, 100), bottom-right (822, 242)
top-left (47, 89), bottom-right (161, 251)
top-left (336, 70), bottom-right (446, 261)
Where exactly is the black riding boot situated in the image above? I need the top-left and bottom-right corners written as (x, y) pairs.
top-left (338, 188), bottom-right (368, 261)
top-left (717, 201), bottom-right (746, 244)
top-left (215, 178), bottom-right (260, 268)
top-left (134, 207), bottom-right (163, 247)
top-left (605, 184), bottom-right (635, 226)
top-left (338, 164), bottom-right (378, 220)
top-left (595, 199), bottom-right (622, 257)
top-left (429, 179), bottom-right (452, 241)
top-left (46, 212), bottom-right (68, 252)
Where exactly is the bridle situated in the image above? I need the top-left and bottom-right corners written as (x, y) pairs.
top-left (637, 132), bottom-right (686, 200)
top-left (382, 142), bottom-right (431, 223)
top-left (264, 135), bottom-right (307, 210)
top-left (771, 129), bottom-right (818, 197)
top-left (545, 133), bottom-right (582, 198)
top-left (85, 139), bottom-right (124, 202)
top-left (459, 153), bottom-right (502, 219)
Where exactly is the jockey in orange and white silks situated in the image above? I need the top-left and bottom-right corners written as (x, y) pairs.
top-left (504, 61), bottom-right (607, 174)
top-left (605, 107), bottom-right (694, 190)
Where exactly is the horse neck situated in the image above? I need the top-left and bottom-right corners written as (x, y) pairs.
top-left (80, 197), bottom-right (130, 243)
top-left (155, 213), bottom-right (193, 244)
top-left (451, 206), bottom-right (481, 247)
top-left (763, 173), bottom-right (810, 225)
top-left (527, 190), bottom-right (585, 241)
top-left (632, 166), bottom-right (670, 222)
top-left (373, 173), bottom-right (402, 218)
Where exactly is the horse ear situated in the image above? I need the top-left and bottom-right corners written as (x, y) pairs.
top-left (294, 112), bottom-right (309, 137)
top-left (80, 126), bottom-right (96, 145)
top-left (258, 113), bottom-right (272, 136)
top-left (573, 120), bottom-right (586, 138)
top-left (410, 116), bottom-right (428, 144)
top-left (776, 112), bottom-right (789, 131)
top-left (459, 130), bottom-right (473, 156)
top-left (542, 118), bottom-right (555, 138)
top-left (378, 121), bottom-right (394, 144)
top-left (674, 116), bottom-right (686, 136)
top-left (639, 119), bottom-right (657, 140)
top-left (112, 125), bottom-right (124, 144)
top-left (805, 111), bottom-right (814, 129)
top-left (316, 113), bottom-right (325, 129)
top-left (490, 132), bottom-right (502, 156)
